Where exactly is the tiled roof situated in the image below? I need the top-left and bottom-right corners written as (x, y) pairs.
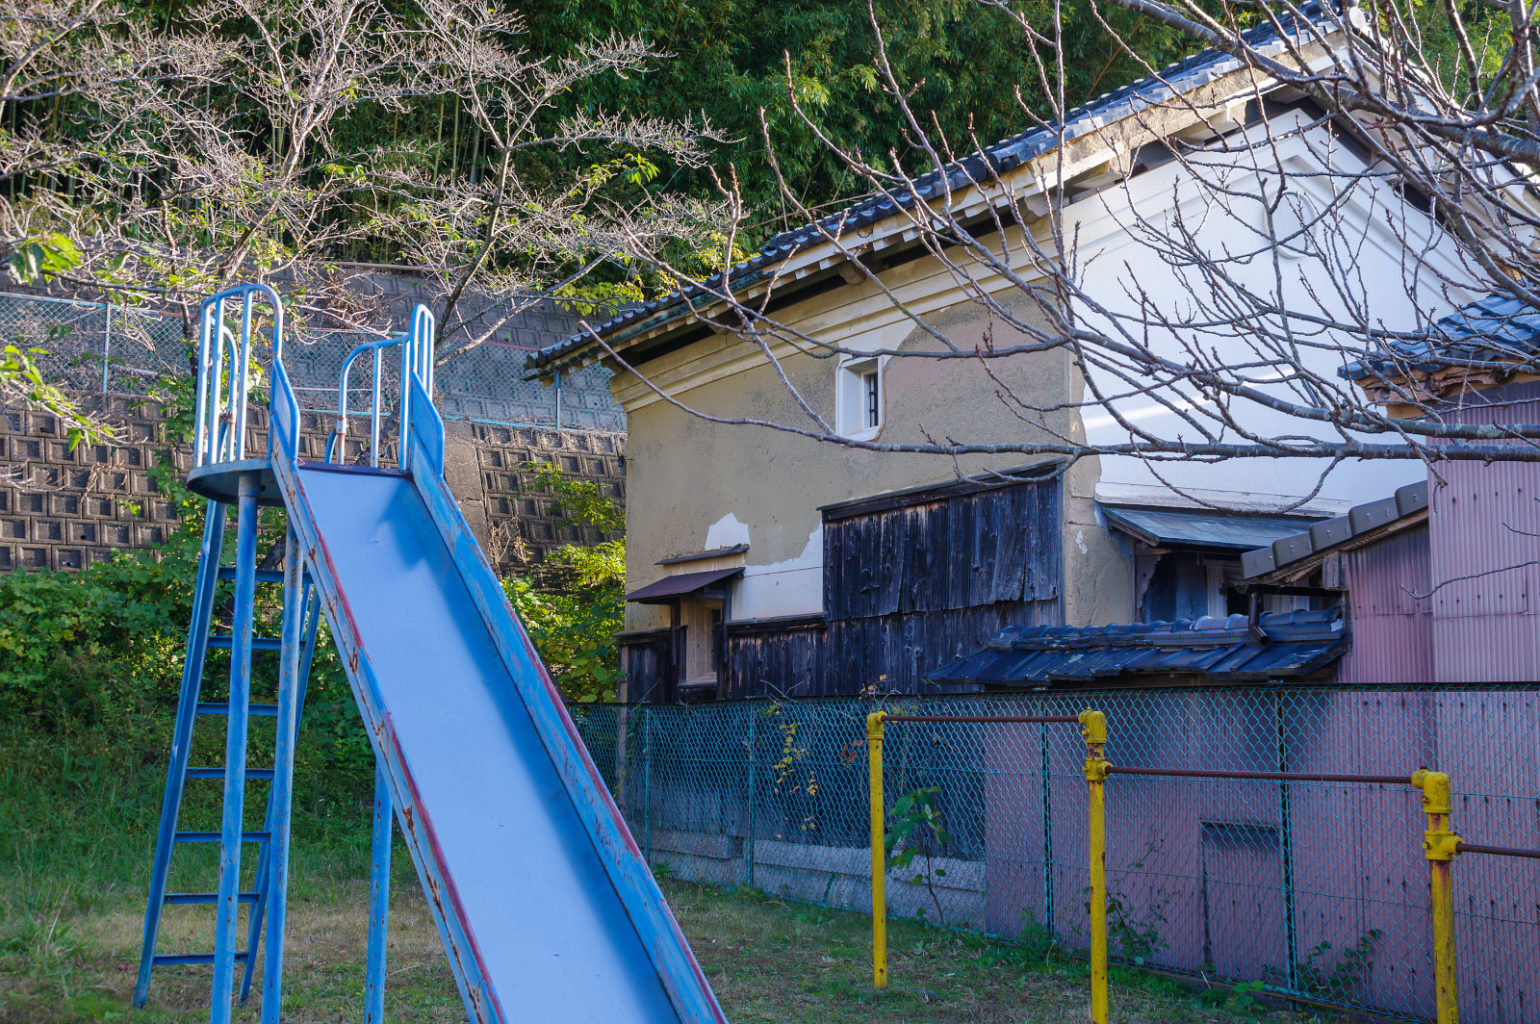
top-left (926, 608), bottom-right (1346, 687)
top-left (1240, 480), bottom-right (1428, 578)
top-left (1343, 294), bottom-right (1540, 382)
top-left (531, 5), bottom-right (1337, 375)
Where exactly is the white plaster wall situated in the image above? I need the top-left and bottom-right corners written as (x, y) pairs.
top-left (1065, 110), bottom-right (1472, 511)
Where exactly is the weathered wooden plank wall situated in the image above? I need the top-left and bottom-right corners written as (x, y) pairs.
top-left (717, 474), bottom-right (1064, 699)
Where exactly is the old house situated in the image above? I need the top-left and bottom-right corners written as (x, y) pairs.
top-left (916, 294), bottom-right (1540, 1022)
top-left (531, 20), bottom-right (1474, 704)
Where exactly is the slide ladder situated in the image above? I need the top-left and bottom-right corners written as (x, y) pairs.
top-left (134, 284), bottom-right (727, 1024)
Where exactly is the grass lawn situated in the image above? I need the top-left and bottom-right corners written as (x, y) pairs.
top-left (0, 719), bottom-right (1344, 1023)
top-left (1, 841), bottom-right (1346, 1024)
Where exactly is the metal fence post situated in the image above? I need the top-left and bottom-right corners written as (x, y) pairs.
top-left (642, 707), bottom-right (652, 864)
top-left (1414, 769), bottom-right (1462, 1024)
top-left (866, 711), bottom-right (888, 989)
top-left (1079, 709), bottom-right (1109, 1024)
top-left (745, 710), bottom-right (757, 888)
top-left (1040, 720), bottom-right (1054, 935)
top-left (100, 300), bottom-right (112, 395)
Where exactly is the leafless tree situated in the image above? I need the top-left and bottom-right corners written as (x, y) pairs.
top-left (1, 0), bottom-right (725, 354)
top-left (589, 0), bottom-right (1540, 504)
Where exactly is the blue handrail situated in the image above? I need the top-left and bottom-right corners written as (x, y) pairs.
top-left (193, 285), bottom-right (435, 474)
top-left (193, 283), bottom-right (285, 469)
top-left (324, 306), bottom-right (436, 468)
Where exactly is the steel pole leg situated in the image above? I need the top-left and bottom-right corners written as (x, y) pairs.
top-left (212, 474), bottom-right (261, 1024)
top-left (1414, 770), bottom-right (1462, 1024)
top-left (1079, 710), bottom-right (1109, 1024)
top-left (866, 712), bottom-right (888, 989)
top-left (365, 762), bottom-right (393, 1024)
top-left (259, 528), bottom-right (306, 1023)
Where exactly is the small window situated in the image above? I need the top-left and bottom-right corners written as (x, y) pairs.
top-left (837, 355), bottom-right (885, 439)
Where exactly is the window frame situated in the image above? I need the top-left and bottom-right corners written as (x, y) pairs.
top-left (836, 354), bottom-right (887, 440)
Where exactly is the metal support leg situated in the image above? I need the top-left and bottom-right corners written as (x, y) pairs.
top-left (365, 762), bottom-right (393, 1024)
top-left (1079, 710), bottom-right (1110, 1024)
top-left (866, 712), bottom-right (888, 989)
top-left (258, 528), bottom-right (306, 1022)
top-left (135, 502), bottom-right (228, 1007)
top-left (211, 474), bottom-right (261, 1023)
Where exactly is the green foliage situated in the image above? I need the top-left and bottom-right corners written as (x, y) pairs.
top-left (0, 345), bottom-right (114, 449)
top-left (2, 234), bottom-right (83, 287)
top-left (1224, 979), bottom-right (1268, 1014)
top-left (1083, 839), bottom-right (1175, 967)
top-left (1263, 929), bottom-right (1384, 1000)
top-left (885, 786), bottom-right (952, 922)
top-left (1104, 889), bottom-right (1168, 967)
top-left (513, 0), bottom-right (1199, 231)
top-left (500, 461), bottom-right (625, 703)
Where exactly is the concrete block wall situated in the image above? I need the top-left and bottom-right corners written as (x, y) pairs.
top-left (0, 394), bottom-right (623, 575)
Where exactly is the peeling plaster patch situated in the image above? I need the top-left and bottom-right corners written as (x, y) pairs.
top-left (745, 526), bottom-right (821, 573)
top-left (705, 512), bottom-right (752, 550)
top-left (1075, 529), bottom-right (1088, 555)
top-left (738, 526), bottom-right (824, 618)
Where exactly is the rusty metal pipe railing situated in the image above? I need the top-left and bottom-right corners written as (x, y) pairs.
top-left (881, 714), bottom-right (1080, 724)
top-left (1455, 841), bottom-right (1540, 859)
top-left (1104, 766), bottom-right (1411, 785)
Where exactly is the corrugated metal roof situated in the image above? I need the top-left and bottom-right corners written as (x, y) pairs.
top-left (1343, 294), bottom-right (1540, 381)
top-left (925, 608), bottom-right (1346, 687)
top-left (530, 4), bottom-right (1338, 376)
top-left (1102, 505), bottom-right (1324, 551)
top-left (624, 567), bottom-right (742, 603)
top-left (1240, 481), bottom-right (1429, 578)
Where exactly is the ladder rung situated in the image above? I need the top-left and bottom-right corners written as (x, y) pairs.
top-left (175, 831), bottom-right (271, 844)
top-left (152, 951), bottom-right (251, 966)
top-left (185, 767), bottom-right (276, 781)
top-left (216, 567), bottom-right (284, 583)
top-left (165, 892), bottom-right (260, 905)
top-left (197, 702), bottom-right (279, 717)
top-left (207, 635), bottom-right (283, 651)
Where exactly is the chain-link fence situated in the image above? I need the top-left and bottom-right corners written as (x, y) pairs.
top-left (568, 686), bottom-right (1540, 1023)
top-left (0, 290), bottom-right (623, 430)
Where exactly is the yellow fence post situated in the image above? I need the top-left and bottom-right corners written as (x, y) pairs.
top-left (1079, 709), bottom-right (1110, 1024)
top-left (1413, 769), bottom-right (1462, 1024)
top-left (867, 711), bottom-right (889, 989)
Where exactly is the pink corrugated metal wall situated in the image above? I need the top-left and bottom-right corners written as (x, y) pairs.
top-left (981, 690), bottom-right (1539, 1022)
top-left (1430, 381), bottom-right (1540, 682)
top-left (1334, 524), bottom-right (1434, 684)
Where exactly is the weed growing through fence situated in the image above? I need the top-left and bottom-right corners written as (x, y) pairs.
top-left (1264, 930), bottom-right (1385, 1002)
top-left (885, 786), bottom-right (953, 924)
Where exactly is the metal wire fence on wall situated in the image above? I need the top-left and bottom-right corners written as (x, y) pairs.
top-left (0, 290), bottom-right (623, 431)
top-left (568, 686), bottom-right (1540, 1024)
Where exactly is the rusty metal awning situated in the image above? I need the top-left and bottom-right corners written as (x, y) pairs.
top-left (624, 567), bottom-right (742, 604)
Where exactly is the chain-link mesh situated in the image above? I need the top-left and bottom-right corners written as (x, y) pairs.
top-left (0, 291), bottom-right (622, 430)
top-left (569, 686), bottom-right (1540, 1023)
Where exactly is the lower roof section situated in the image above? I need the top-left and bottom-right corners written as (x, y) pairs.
top-left (926, 608), bottom-right (1346, 687)
top-left (1101, 504), bottom-right (1324, 552)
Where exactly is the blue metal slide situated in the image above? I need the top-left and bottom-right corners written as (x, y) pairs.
top-left (136, 286), bottom-right (728, 1024)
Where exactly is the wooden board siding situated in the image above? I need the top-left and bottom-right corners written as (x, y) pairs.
top-left (712, 475), bottom-right (1064, 700)
top-left (619, 630), bottom-right (674, 703)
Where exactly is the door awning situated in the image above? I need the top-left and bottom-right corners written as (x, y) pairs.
top-left (624, 567), bottom-right (743, 604)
